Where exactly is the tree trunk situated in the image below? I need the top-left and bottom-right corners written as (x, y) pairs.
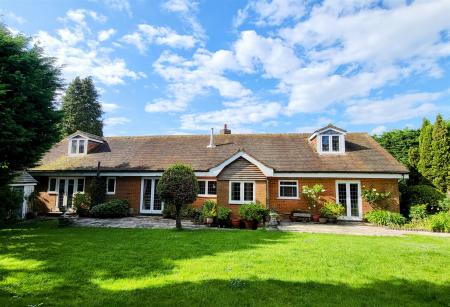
top-left (175, 205), bottom-right (182, 230)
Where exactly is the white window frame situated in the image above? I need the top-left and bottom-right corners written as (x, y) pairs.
top-left (335, 180), bottom-right (362, 220)
top-left (229, 181), bottom-right (255, 204)
top-left (106, 177), bottom-right (116, 195)
top-left (48, 177), bottom-right (58, 194)
top-left (68, 138), bottom-right (87, 156)
top-left (318, 134), bottom-right (345, 154)
top-left (278, 180), bottom-right (299, 199)
top-left (198, 179), bottom-right (217, 196)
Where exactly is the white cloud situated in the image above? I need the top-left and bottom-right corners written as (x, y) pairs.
top-left (346, 92), bottom-right (442, 125)
top-left (101, 0), bottom-right (132, 17)
top-left (180, 99), bottom-right (282, 131)
top-left (371, 126), bottom-right (387, 136)
top-left (122, 24), bottom-right (197, 53)
top-left (101, 102), bottom-right (120, 112)
top-left (234, 0), bottom-right (305, 27)
top-left (162, 0), bottom-right (206, 41)
top-left (0, 11), bottom-right (26, 24)
top-left (162, 0), bottom-right (197, 13)
top-left (34, 10), bottom-right (144, 86)
top-left (146, 49), bottom-right (250, 113)
top-left (98, 28), bottom-right (116, 41)
top-left (104, 116), bottom-right (130, 126)
top-left (62, 9), bottom-right (107, 27)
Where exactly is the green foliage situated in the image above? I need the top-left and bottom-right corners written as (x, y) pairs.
top-left (429, 212), bottom-right (450, 232)
top-left (361, 186), bottom-right (391, 209)
top-left (437, 198), bottom-right (450, 212)
top-left (89, 177), bottom-right (106, 208)
top-left (302, 184), bottom-right (326, 211)
top-left (239, 202), bottom-right (269, 222)
top-left (409, 204), bottom-right (428, 221)
top-left (364, 210), bottom-right (406, 226)
top-left (0, 186), bottom-right (23, 225)
top-left (157, 163), bottom-right (198, 229)
top-left (217, 207), bottom-right (232, 222)
top-left (90, 199), bottom-right (129, 218)
top-left (373, 128), bottom-right (420, 166)
top-left (407, 185), bottom-right (445, 211)
top-left (60, 76), bottom-right (103, 136)
top-left (418, 118), bottom-right (433, 180)
top-left (0, 26), bottom-right (62, 187)
top-left (162, 204), bottom-right (195, 219)
top-left (320, 201), bottom-right (345, 218)
top-left (431, 114), bottom-right (450, 192)
top-left (73, 193), bottom-right (91, 217)
top-left (202, 200), bottom-right (217, 218)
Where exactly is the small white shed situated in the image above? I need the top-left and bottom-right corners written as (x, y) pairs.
top-left (9, 172), bottom-right (38, 218)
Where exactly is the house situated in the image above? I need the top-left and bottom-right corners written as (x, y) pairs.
top-left (29, 124), bottom-right (409, 221)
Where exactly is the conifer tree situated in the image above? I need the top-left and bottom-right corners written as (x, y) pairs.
top-left (417, 118), bottom-right (433, 181)
top-left (430, 114), bottom-right (450, 192)
top-left (61, 76), bottom-right (103, 136)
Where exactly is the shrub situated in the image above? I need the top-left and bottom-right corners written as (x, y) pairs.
top-left (302, 184), bottom-right (326, 211)
top-left (217, 207), bottom-right (232, 222)
top-left (408, 185), bottom-right (445, 211)
top-left (429, 212), bottom-right (450, 232)
top-left (90, 199), bottom-right (129, 218)
top-left (0, 186), bottom-right (23, 224)
top-left (162, 204), bottom-right (195, 219)
top-left (409, 204), bottom-right (427, 220)
top-left (364, 210), bottom-right (406, 226)
top-left (73, 193), bottom-right (91, 217)
top-left (362, 186), bottom-right (391, 209)
top-left (25, 211), bottom-right (35, 219)
top-left (437, 198), bottom-right (450, 212)
top-left (320, 201), bottom-right (345, 218)
top-left (239, 202), bottom-right (269, 222)
top-left (202, 200), bottom-right (217, 218)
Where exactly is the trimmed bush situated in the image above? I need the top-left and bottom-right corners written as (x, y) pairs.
top-left (320, 201), bottom-right (345, 218)
top-left (364, 210), bottom-right (406, 226)
top-left (408, 185), bottom-right (445, 211)
top-left (409, 204), bottom-right (428, 221)
top-left (239, 202), bottom-right (269, 222)
top-left (429, 212), bottom-right (450, 232)
top-left (90, 199), bottom-right (129, 218)
top-left (218, 207), bottom-right (232, 221)
top-left (73, 193), bottom-right (91, 217)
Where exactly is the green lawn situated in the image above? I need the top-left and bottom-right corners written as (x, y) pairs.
top-left (1, 221), bottom-right (449, 306)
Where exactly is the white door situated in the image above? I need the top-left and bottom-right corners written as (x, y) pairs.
top-left (336, 181), bottom-right (362, 220)
top-left (141, 178), bottom-right (164, 214)
top-left (56, 178), bottom-right (79, 211)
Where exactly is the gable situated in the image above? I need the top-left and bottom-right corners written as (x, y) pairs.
top-left (218, 157), bottom-right (266, 180)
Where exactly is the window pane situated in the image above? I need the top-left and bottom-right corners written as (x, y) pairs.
top-left (107, 178), bottom-right (115, 193)
top-left (71, 140), bottom-right (77, 154)
top-left (49, 178), bottom-right (57, 191)
top-left (332, 136), bottom-right (340, 151)
top-left (198, 181), bottom-right (206, 194)
top-left (322, 136), bottom-right (329, 151)
top-left (67, 179), bottom-right (75, 208)
top-left (280, 181), bottom-right (296, 186)
top-left (143, 179), bottom-right (152, 210)
top-left (244, 182), bottom-right (254, 201)
top-left (338, 183), bottom-right (348, 215)
top-left (208, 181), bottom-right (217, 195)
top-left (231, 182), bottom-right (241, 201)
top-left (79, 140), bottom-right (85, 154)
top-left (280, 186), bottom-right (297, 197)
top-left (77, 179), bottom-right (84, 192)
top-left (153, 179), bottom-right (162, 211)
top-left (350, 184), bottom-right (359, 217)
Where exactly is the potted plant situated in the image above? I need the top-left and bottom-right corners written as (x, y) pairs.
top-left (239, 202), bottom-right (268, 230)
top-left (202, 200), bottom-right (217, 226)
top-left (302, 184), bottom-right (326, 223)
top-left (318, 215), bottom-right (328, 224)
top-left (217, 207), bottom-right (232, 228)
top-left (321, 201), bottom-right (345, 223)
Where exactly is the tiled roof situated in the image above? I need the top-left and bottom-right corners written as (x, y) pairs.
top-left (31, 132), bottom-right (409, 174)
top-left (11, 171), bottom-right (38, 184)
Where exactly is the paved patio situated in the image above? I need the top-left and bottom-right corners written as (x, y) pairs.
top-left (66, 216), bottom-right (450, 237)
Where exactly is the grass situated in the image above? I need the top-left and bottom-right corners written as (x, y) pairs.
top-left (1, 221), bottom-right (449, 306)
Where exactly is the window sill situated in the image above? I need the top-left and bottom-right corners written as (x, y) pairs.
top-left (229, 201), bottom-right (255, 205)
top-left (277, 197), bottom-right (299, 200)
top-left (198, 194), bottom-right (216, 198)
top-left (48, 191), bottom-right (57, 195)
top-left (106, 192), bottom-right (116, 195)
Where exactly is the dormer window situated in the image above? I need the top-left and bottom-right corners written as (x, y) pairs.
top-left (309, 124), bottom-right (347, 155)
top-left (70, 138), bottom-right (86, 155)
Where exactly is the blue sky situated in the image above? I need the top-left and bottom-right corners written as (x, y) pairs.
top-left (1, 0), bottom-right (450, 136)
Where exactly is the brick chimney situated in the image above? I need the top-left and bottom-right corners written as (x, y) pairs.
top-left (220, 124), bottom-right (231, 134)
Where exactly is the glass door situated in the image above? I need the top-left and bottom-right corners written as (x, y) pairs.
top-left (336, 181), bottom-right (361, 220)
top-left (56, 178), bottom-right (82, 211)
top-left (141, 178), bottom-right (164, 214)
top-left (57, 179), bottom-right (66, 210)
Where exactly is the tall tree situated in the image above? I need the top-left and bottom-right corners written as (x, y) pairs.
top-left (61, 76), bottom-right (103, 136)
top-left (430, 114), bottom-right (450, 192)
top-left (373, 128), bottom-right (420, 166)
top-left (0, 26), bottom-right (61, 185)
top-left (417, 118), bottom-right (433, 181)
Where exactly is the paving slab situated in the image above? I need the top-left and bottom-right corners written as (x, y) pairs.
top-left (72, 216), bottom-right (206, 229)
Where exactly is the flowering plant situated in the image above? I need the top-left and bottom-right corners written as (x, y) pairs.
top-left (302, 184), bottom-right (326, 212)
top-left (362, 186), bottom-right (391, 209)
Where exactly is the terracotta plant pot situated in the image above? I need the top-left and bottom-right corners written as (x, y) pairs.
top-left (231, 219), bottom-right (241, 228)
top-left (244, 220), bottom-right (258, 230)
top-left (311, 214), bottom-right (320, 223)
top-left (319, 217), bottom-right (328, 224)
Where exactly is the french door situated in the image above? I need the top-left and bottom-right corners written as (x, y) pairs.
top-left (336, 181), bottom-right (362, 220)
top-left (141, 178), bottom-right (164, 214)
top-left (56, 178), bottom-right (84, 210)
